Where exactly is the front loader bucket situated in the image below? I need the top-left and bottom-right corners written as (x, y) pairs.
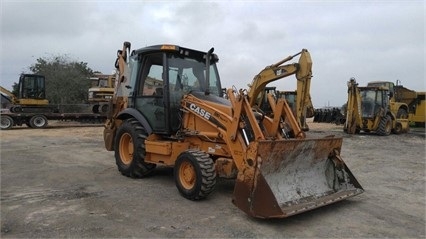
top-left (232, 137), bottom-right (363, 219)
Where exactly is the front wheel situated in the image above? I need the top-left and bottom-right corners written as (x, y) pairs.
top-left (393, 122), bottom-right (403, 134)
top-left (114, 118), bottom-right (156, 178)
top-left (174, 150), bottom-right (216, 200)
top-left (29, 115), bottom-right (48, 128)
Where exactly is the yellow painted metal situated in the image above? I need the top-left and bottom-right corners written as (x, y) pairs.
top-left (179, 160), bottom-right (196, 190)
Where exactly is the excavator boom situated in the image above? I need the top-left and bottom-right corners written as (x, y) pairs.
top-left (0, 86), bottom-right (17, 104)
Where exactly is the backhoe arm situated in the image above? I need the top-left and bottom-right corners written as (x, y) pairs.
top-left (345, 78), bottom-right (362, 134)
top-left (247, 49), bottom-right (312, 130)
top-left (104, 41), bottom-right (132, 151)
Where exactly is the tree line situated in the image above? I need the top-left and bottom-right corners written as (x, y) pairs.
top-left (12, 55), bottom-right (97, 105)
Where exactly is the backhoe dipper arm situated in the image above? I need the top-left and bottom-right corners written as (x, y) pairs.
top-left (345, 78), bottom-right (362, 134)
top-left (104, 41), bottom-right (132, 151)
top-left (247, 49), bottom-right (311, 107)
top-left (115, 41), bottom-right (131, 86)
top-left (247, 49), bottom-right (312, 131)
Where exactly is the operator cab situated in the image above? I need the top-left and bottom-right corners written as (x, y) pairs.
top-left (123, 45), bottom-right (225, 135)
top-left (360, 87), bottom-right (389, 118)
top-left (19, 74), bottom-right (46, 100)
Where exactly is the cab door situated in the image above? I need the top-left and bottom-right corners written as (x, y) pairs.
top-left (134, 53), bottom-right (167, 133)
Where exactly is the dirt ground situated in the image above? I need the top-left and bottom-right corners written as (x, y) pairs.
top-left (1, 120), bottom-right (425, 238)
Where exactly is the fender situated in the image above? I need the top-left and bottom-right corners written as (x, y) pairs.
top-left (117, 108), bottom-right (153, 134)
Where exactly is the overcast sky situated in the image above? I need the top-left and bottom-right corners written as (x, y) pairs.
top-left (1, 0), bottom-right (424, 107)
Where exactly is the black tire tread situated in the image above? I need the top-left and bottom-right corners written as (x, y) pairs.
top-left (377, 115), bottom-right (391, 136)
top-left (115, 118), bottom-right (155, 178)
top-left (0, 116), bottom-right (14, 130)
top-left (176, 149), bottom-right (216, 200)
top-left (29, 115), bottom-right (48, 128)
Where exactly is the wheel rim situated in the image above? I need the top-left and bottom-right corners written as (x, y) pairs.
top-left (33, 117), bottom-right (46, 127)
top-left (119, 132), bottom-right (133, 165)
top-left (179, 160), bottom-right (196, 190)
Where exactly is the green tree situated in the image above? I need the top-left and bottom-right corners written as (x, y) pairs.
top-left (11, 82), bottom-right (19, 96)
top-left (29, 55), bottom-right (93, 104)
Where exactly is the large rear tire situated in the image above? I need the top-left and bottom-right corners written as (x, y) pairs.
top-left (174, 150), bottom-right (216, 200)
top-left (29, 115), bottom-right (48, 128)
top-left (0, 116), bottom-right (14, 130)
top-left (114, 118), bottom-right (156, 178)
top-left (377, 115), bottom-right (392, 136)
top-left (396, 108), bottom-right (408, 119)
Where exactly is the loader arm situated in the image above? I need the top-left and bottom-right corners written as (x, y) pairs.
top-left (181, 88), bottom-right (267, 172)
top-left (248, 49), bottom-right (313, 130)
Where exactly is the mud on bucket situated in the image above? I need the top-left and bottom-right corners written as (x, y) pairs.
top-left (232, 137), bottom-right (363, 219)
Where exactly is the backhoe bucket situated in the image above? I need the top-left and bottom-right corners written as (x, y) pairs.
top-left (232, 137), bottom-right (363, 218)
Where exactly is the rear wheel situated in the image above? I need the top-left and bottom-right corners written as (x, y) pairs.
top-left (29, 115), bottom-right (48, 128)
top-left (0, 116), bottom-right (14, 130)
top-left (396, 108), bottom-right (408, 119)
top-left (114, 118), bottom-right (156, 178)
top-left (377, 115), bottom-right (392, 136)
top-left (174, 150), bottom-right (216, 200)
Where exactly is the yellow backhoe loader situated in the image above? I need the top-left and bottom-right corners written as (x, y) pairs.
top-left (344, 78), bottom-right (409, 135)
top-left (247, 49), bottom-right (313, 131)
top-left (103, 42), bottom-right (363, 219)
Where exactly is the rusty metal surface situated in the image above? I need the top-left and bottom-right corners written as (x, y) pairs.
top-left (232, 137), bottom-right (364, 218)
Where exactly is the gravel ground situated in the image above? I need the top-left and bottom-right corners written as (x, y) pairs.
top-left (1, 121), bottom-right (425, 238)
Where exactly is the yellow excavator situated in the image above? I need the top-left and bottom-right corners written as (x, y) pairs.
top-left (0, 74), bottom-right (49, 112)
top-left (247, 49), bottom-right (313, 131)
top-left (103, 42), bottom-right (363, 219)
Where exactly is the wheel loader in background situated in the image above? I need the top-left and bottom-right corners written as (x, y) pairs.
top-left (344, 78), bottom-right (409, 135)
top-left (103, 42), bottom-right (363, 219)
